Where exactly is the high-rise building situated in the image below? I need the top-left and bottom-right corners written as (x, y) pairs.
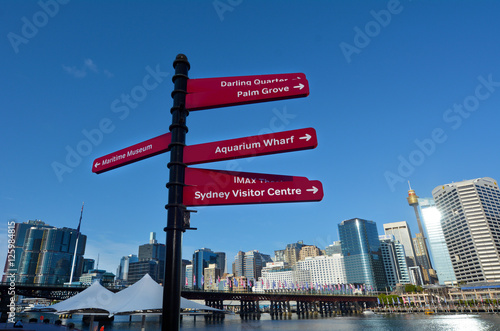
top-left (3, 220), bottom-right (86, 285)
top-left (255, 262), bottom-right (294, 292)
top-left (339, 218), bottom-right (387, 291)
top-left (128, 260), bottom-right (161, 284)
top-left (419, 197), bottom-right (457, 286)
top-left (182, 259), bottom-right (191, 289)
top-left (215, 252), bottom-right (226, 275)
top-left (116, 254), bottom-right (138, 284)
top-left (432, 177), bottom-right (500, 284)
top-left (379, 234), bottom-right (410, 287)
top-left (325, 241), bottom-right (342, 256)
top-left (233, 251), bottom-right (245, 278)
top-left (296, 254), bottom-right (347, 286)
top-left (383, 221), bottom-right (417, 268)
top-left (128, 233), bottom-right (166, 284)
top-left (192, 248), bottom-right (218, 290)
top-left (233, 250), bottom-right (272, 281)
top-left (274, 241), bottom-right (305, 266)
top-left (204, 264), bottom-right (221, 291)
top-left (185, 264), bottom-right (193, 288)
top-left (83, 259), bottom-right (95, 274)
top-left (138, 232), bottom-right (165, 261)
top-left (394, 238), bottom-right (410, 284)
top-left (245, 250), bottom-right (272, 281)
top-left (299, 245), bottom-right (322, 261)
top-left (413, 234), bottom-right (432, 271)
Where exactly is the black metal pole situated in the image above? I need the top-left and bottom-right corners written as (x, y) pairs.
top-left (163, 54), bottom-right (190, 331)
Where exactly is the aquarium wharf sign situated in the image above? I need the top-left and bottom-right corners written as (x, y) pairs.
top-left (184, 127), bottom-right (317, 164)
top-left (92, 55), bottom-right (323, 331)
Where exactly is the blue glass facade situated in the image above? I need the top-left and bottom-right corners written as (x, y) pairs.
top-left (8, 221), bottom-right (86, 285)
top-left (339, 218), bottom-right (387, 291)
top-left (192, 248), bottom-right (218, 290)
top-left (419, 197), bottom-right (457, 285)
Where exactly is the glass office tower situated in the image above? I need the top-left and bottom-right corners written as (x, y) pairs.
top-left (192, 248), bottom-right (219, 290)
top-left (419, 197), bottom-right (457, 285)
top-left (8, 221), bottom-right (86, 285)
top-left (339, 218), bottom-right (387, 291)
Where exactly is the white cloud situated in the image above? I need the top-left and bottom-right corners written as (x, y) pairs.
top-left (62, 64), bottom-right (87, 78)
top-left (103, 69), bottom-right (114, 78)
top-left (62, 59), bottom-right (113, 79)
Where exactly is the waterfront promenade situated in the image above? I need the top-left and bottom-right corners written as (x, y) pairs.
top-left (374, 303), bottom-right (500, 314)
top-left (3, 312), bottom-right (500, 331)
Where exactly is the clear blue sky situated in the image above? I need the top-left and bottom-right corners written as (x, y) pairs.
top-left (2, 0), bottom-right (499, 275)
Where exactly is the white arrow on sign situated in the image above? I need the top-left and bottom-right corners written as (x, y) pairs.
top-left (294, 83), bottom-right (305, 90)
top-left (94, 162), bottom-right (101, 168)
top-left (306, 186), bottom-right (319, 194)
top-left (299, 133), bottom-right (312, 141)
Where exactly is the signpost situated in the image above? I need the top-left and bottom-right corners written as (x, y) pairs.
top-left (183, 168), bottom-right (323, 206)
top-left (185, 73), bottom-right (309, 111)
top-left (92, 54), bottom-right (323, 331)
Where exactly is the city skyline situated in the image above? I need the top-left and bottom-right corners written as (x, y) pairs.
top-left (2, 177), bottom-right (498, 277)
top-left (2, 1), bottom-right (500, 274)
top-left (5, 175), bottom-right (499, 290)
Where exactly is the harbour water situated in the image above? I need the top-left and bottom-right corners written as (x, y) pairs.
top-left (14, 312), bottom-right (500, 331)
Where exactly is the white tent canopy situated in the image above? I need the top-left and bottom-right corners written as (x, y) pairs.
top-left (46, 281), bottom-right (115, 315)
top-left (108, 273), bottom-right (222, 315)
top-left (46, 274), bottom-right (223, 316)
top-left (107, 273), bottom-right (164, 315)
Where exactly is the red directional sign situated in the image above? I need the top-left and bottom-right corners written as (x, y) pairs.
top-left (92, 133), bottom-right (171, 174)
top-left (185, 73), bottom-right (309, 111)
top-left (184, 127), bottom-right (317, 165)
top-left (93, 128), bottom-right (318, 174)
top-left (183, 168), bottom-right (323, 206)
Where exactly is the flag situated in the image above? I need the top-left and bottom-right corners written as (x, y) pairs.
top-left (397, 297), bottom-right (401, 305)
top-left (193, 275), bottom-right (196, 286)
top-left (202, 275), bottom-right (204, 285)
top-left (185, 277), bottom-right (188, 286)
top-left (377, 298), bottom-right (381, 305)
